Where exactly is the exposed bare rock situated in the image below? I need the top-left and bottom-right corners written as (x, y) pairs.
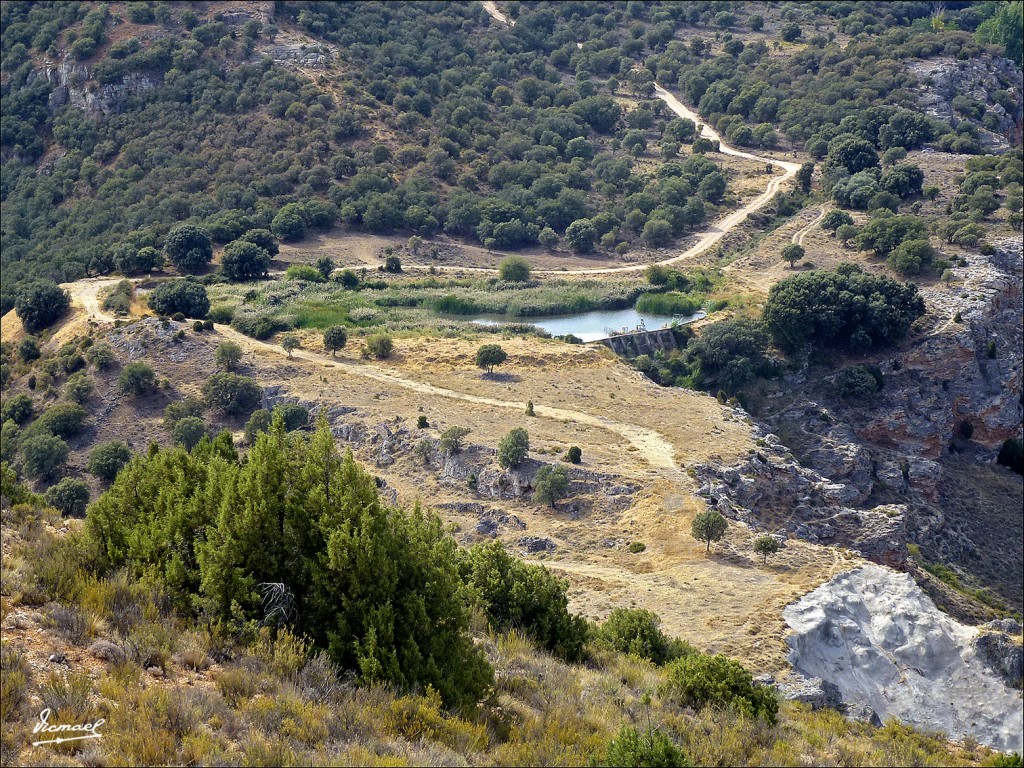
top-left (517, 536), bottom-right (556, 554)
top-left (908, 56), bottom-right (1023, 150)
top-left (974, 623), bottom-right (1024, 688)
top-left (785, 565), bottom-right (1023, 752)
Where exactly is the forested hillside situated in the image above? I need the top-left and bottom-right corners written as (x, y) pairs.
top-left (3, 1), bottom-right (1021, 311)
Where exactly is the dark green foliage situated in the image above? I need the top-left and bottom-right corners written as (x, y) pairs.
top-left (691, 510), bottom-right (728, 553)
top-left (18, 338), bottom-right (40, 363)
top-left (782, 244), bottom-right (805, 267)
top-left (565, 219), bottom-right (597, 254)
top-left (148, 280), bottom-right (210, 318)
top-left (753, 535), bottom-right (780, 564)
top-left (499, 257), bottom-right (531, 283)
top-left (383, 254), bottom-right (402, 273)
top-left (417, 416), bottom-right (429, 429)
top-left (243, 409), bottom-right (273, 444)
top-left (475, 344), bottom-right (507, 374)
top-left (826, 136), bottom-right (879, 175)
top-left (15, 281), bottom-right (70, 334)
top-left (164, 397), bottom-right (205, 429)
top-left (533, 464), bottom-right (569, 509)
top-left (85, 343), bottom-right (116, 370)
top-left (221, 240), bottom-right (270, 282)
top-left (497, 427), bottom-right (529, 469)
top-left (1, 393), bottom-right (33, 425)
top-left (171, 416), bottom-right (206, 450)
top-left (118, 362), bottom-right (157, 395)
top-left (763, 266), bottom-right (925, 354)
top-left (684, 318), bottom-right (772, 395)
top-left (997, 439), bottom-right (1024, 476)
top-left (278, 403), bottom-right (309, 432)
top-left (821, 210), bottom-right (854, 232)
top-left (201, 372), bottom-right (261, 417)
top-left (87, 441), bottom-right (132, 482)
top-left (833, 366), bottom-right (881, 400)
top-left (439, 426), bottom-right (470, 455)
top-left (20, 433), bottom-right (68, 480)
top-left (855, 213), bottom-right (928, 256)
top-left (888, 239), bottom-right (936, 275)
top-left (63, 372), bottom-right (93, 403)
top-left (364, 333), bottom-right (393, 360)
top-left (215, 341), bottom-right (243, 371)
top-left (597, 608), bottom-right (693, 665)
top-left (463, 540), bottom-right (589, 662)
top-left (565, 446), bottom-right (582, 464)
top-left (323, 326), bottom-right (348, 356)
top-left (44, 477), bottom-right (89, 517)
top-left (88, 419), bottom-right (492, 706)
top-left (663, 653), bottom-right (778, 724)
top-left (600, 726), bottom-right (690, 768)
top-left (316, 256), bottom-right (335, 280)
top-left (36, 402), bottom-right (87, 438)
top-left (164, 224), bottom-right (213, 273)
top-left (238, 229), bottom-right (279, 257)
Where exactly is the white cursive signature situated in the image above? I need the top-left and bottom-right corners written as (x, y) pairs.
top-left (31, 708), bottom-right (105, 747)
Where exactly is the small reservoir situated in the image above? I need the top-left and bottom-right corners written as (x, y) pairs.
top-left (460, 307), bottom-right (706, 342)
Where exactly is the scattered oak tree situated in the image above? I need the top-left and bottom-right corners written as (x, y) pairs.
top-left (753, 535), bottom-right (780, 565)
top-left (323, 326), bottom-right (348, 356)
top-left (533, 464), bottom-right (570, 509)
top-left (497, 427), bottom-right (529, 469)
top-left (475, 344), bottom-right (507, 374)
top-left (691, 509), bottom-right (728, 552)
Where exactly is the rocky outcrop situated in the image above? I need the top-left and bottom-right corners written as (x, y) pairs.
top-left (28, 62), bottom-right (160, 116)
top-left (974, 620), bottom-right (1024, 688)
top-left (692, 429), bottom-right (908, 568)
top-left (909, 55), bottom-right (1023, 150)
top-left (785, 565), bottom-right (1023, 752)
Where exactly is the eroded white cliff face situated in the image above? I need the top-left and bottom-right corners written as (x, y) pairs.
top-left (784, 565), bottom-right (1023, 752)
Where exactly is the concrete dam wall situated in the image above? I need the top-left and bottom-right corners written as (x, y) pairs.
top-left (597, 328), bottom-right (677, 358)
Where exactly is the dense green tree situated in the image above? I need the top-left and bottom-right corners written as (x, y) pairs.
top-left (691, 510), bottom-right (728, 552)
top-left (497, 427), bottom-right (529, 469)
top-left (597, 608), bottom-right (693, 665)
top-left (1, 393), bottom-right (33, 425)
top-left (499, 256), bottom-right (531, 282)
top-left (887, 239), bottom-right (936, 275)
top-left (148, 280), bottom-right (210, 318)
top-left (21, 433), bottom-right (68, 480)
top-left (15, 281), bottom-right (70, 334)
top-left (463, 540), bottom-right (589, 661)
top-left (118, 362), bottom-right (157, 395)
top-left (685, 318), bottom-right (772, 394)
top-left (164, 224), bottom-right (213, 273)
top-left (753, 535), bottom-right (780, 565)
top-left (763, 265), bottom-right (925, 353)
top-left (215, 341), bottom-right (243, 371)
top-left (221, 240), bottom-right (270, 281)
top-left (171, 416), bottom-right (207, 450)
top-left (45, 477), bottom-right (90, 516)
top-left (533, 464), bottom-right (569, 509)
top-left (282, 335), bottom-right (300, 358)
top-left (86, 418), bottom-right (494, 707)
top-left (36, 402), bottom-right (88, 438)
top-left (663, 653), bottom-right (778, 723)
top-left (826, 135), bottom-right (880, 175)
top-left (323, 326), bottom-right (348, 356)
top-left (821, 210), bottom-right (854, 232)
top-left (271, 209), bottom-right (307, 241)
top-left (782, 243), bottom-right (805, 268)
top-left (855, 213), bottom-right (928, 255)
top-left (439, 425), bottom-right (470, 455)
top-left (565, 219), bottom-right (598, 253)
top-left (87, 441), bottom-right (132, 482)
top-left (239, 229), bottom-right (279, 257)
top-left (202, 372), bottom-right (261, 416)
top-left (475, 344), bottom-right (507, 374)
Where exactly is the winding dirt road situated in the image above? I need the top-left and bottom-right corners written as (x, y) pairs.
top-left (465, 2), bottom-right (804, 277)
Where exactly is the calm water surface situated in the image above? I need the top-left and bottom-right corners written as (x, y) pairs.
top-left (457, 307), bottom-right (706, 342)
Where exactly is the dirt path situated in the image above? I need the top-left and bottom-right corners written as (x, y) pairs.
top-left (217, 324), bottom-right (681, 471)
top-left (791, 204), bottom-right (830, 246)
top-left (63, 277), bottom-right (122, 324)
top-left (398, 3), bottom-right (803, 278)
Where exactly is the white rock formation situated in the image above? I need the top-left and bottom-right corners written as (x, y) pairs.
top-left (784, 564), bottom-right (1023, 752)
